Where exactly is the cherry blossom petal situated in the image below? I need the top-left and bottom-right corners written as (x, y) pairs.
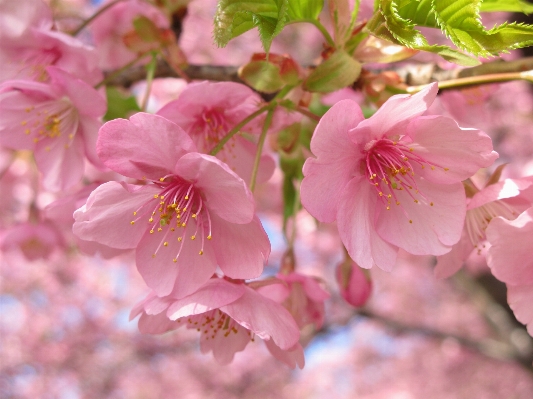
top-left (220, 287), bottom-right (300, 350)
top-left (34, 133), bottom-right (85, 191)
top-left (73, 181), bottom-right (158, 249)
top-left (376, 178), bottom-right (465, 255)
top-left (79, 114), bottom-right (104, 169)
top-left (486, 208), bottom-right (533, 285)
top-left (167, 279), bottom-right (246, 319)
top-left (138, 312), bottom-right (178, 335)
top-left (301, 100), bottom-right (362, 223)
top-left (407, 116), bottom-right (498, 184)
top-left (337, 176), bottom-right (398, 271)
top-left (265, 340), bottom-right (305, 369)
top-left (468, 179), bottom-right (532, 210)
top-left (136, 222), bottom-right (217, 297)
top-left (200, 324), bottom-right (250, 365)
top-left (223, 137), bottom-right (275, 184)
top-left (350, 83), bottom-right (438, 141)
top-left (174, 153), bottom-right (255, 224)
top-left (434, 229), bottom-right (475, 279)
top-left (283, 273), bottom-right (330, 302)
top-left (507, 283), bottom-right (533, 336)
top-left (97, 113), bottom-right (196, 180)
top-left (210, 214), bottom-right (270, 280)
top-left (46, 66), bottom-right (106, 117)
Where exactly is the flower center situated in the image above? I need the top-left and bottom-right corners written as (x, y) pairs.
top-left (178, 309), bottom-right (253, 342)
top-left (194, 108), bottom-right (230, 147)
top-left (362, 138), bottom-right (447, 211)
top-left (20, 97), bottom-right (78, 151)
top-left (130, 176), bottom-right (212, 260)
top-left (466, 201), bottom-right (517, 248)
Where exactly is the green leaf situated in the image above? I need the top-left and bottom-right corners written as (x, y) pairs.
top-left (279, 148), bottom-right (303, 232)
top-left (104, 87), bottom-right (140, 121)
top-left (480, 0), bottom-right (533, 14)
top-left (214, 0), bottom-right (289, 53)
top-left (365, 7), bottom-right (479, 66)
top-left (287, 0), bottom-right (324, 20)
top-left (304, 50), bottom-right (362, 92)
top-left (133, 16), bottom-right (162, 42)
top-left (467, 22), bottom-right (533, 54)
top-left (433, 0), bottom-right (533, 57)
top-left (239, 61), bottom-right (285, 93)
top-left (367, 0), bottom-right (533, 63)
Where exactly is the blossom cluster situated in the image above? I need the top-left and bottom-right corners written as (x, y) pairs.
top-left (1, 0), bottom-right (533, 374)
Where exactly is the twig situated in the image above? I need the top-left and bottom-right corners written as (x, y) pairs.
top-left (103, 56), bottom-right (533, 88)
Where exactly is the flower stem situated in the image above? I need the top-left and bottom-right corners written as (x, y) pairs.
top-left (209, 105), bottom-right (271, 156)
top-left (95, 51), bottom-right (153, 89)
top-left (406, 70), bottom-right (533, 93)
top-left (294, 106), bottom-right (321, 122)
top-left (288, 184), bottom-right (301, 249)
top-left (249, 109), bottom-right (274, 192)
top-left (288, 19), bottom-right (335, 48)
top-left (71, 0), bottom-right (126, 36)
top-left (140, 54), bottom-right (158, 112)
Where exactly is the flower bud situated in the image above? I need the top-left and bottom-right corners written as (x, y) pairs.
top-left (335, 261), bottom-right (372, 307)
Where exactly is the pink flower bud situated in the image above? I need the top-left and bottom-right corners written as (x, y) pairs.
top-left (335, 261), bottom-right (372, 307)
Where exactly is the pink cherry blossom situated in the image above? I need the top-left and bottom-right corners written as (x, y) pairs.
top-left (90, 0), bottom-right (170, 70)
top-left (258, 272), bottom-right (330, 330)
top-left (0, 28), bottom-right (103, 85)
top-left (0, 0), bottom-right (102, 85)
top-left (439, 85), bottom-right (500, 128)
top-left (73, 113), bottom-right (270, 297)
top-left (300, 83), bottom-right (498, 271)
top-left (43, 184), bottom-right (128, 259)
top-left (0, 66), bottom-right (106, 191)
top-left (157, 81), bottom-right (275, 184)
top-left (435, 176), bottom-right (533, 278)
top-left (335, 261), bottom-right (372, 307)
top-left (1, 221), bottom-right (64, 261)
top-left (486, 207), bottom-right (533, 285)
top-left (130, 278), bottom-right (304, 368)
top-left (486, 207), bottom-right (533, 335)
top-left (0, 0), bottom-right (52, 41)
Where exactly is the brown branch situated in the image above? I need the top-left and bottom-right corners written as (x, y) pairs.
top-left (104, 56), bottom-right (533, 88)
top-left (313, 305), bottom-right (533, 371)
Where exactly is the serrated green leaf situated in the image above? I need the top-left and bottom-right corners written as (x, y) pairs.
top-left (366, 6), bottom-right (479, 65)
top-left (304, 50), bottom-right (362, 92)
top-left (104, 87), bottom-right (141, 121)
top-left (214, 0), bottom-right (289, 53)
top-left (425, 45), bottom-right (481, 65)
top-left (468, 22), bottom-right (533, 54)
top-left (287, 0), bottom-right (324, 20)
top-left (367, 0), bottom-right (533, 63)
top-left (432, 0), bottom-right (533, 57)
top-left (480, 0), bottom-right (533, 14)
